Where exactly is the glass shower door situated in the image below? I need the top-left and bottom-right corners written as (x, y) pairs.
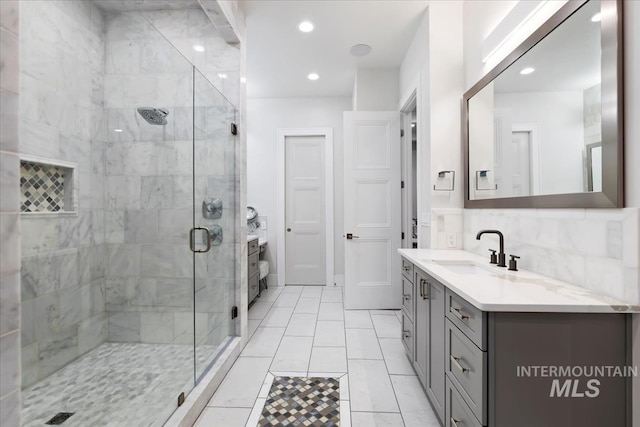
top-left (192, 68), bottom-right (238, 383)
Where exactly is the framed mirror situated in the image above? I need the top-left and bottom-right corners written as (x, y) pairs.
top-left (463, 0), bottom-right (623, 208)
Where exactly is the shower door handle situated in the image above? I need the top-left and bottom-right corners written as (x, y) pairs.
top-left (190, 227), bottom-right (211, 253)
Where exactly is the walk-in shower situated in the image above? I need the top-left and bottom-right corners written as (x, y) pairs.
top-left (18, 2), bottom-right (241, 426)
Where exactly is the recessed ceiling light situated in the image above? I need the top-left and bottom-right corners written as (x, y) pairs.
top-left (298, 21), bottom-right (314, 33)
top-left (350, 44), bottom-right (372, 57)
top-left (113, 129), bottom-right (123, 133)
top-left (193, 44), bottom-right (205, 52)
top-left (590, 12), bottom-right (602, 22)
top-left (240, 76), bottom-right (247, 83)
top-left (218, 73), bottom-right (228, 79)
top-left (307, 73), bottom-right (319, 81)
top-left (520, 67), bottom-right (535, 75)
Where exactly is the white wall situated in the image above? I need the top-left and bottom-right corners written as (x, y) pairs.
top-left (626, 1), bottom-right (640, 209)
top-left (246, 97), bottom-right (351, 286)
top-left (399, 1), bottom-right (465, 249)
top-left (400, 7), bottom-right (430, 247)
top-left (352, 68), bottom-right (399, 111)
top-left (463, 2), bottom-right (640, 425)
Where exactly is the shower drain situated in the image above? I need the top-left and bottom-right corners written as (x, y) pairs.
top-left (45, 412), bottom-right (74, 425)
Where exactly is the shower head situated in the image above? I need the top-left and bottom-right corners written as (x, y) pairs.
top-left (137, 107), bottom-right (169, 125)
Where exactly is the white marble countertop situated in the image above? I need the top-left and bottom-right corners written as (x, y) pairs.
top-left (398, 249), bottom-right (640, 313)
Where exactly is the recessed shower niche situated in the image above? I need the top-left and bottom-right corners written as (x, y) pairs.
top-left (20, 158), bottom-right (76, 214)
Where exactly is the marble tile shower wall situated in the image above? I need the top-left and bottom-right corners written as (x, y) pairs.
top-left (18, 1), bottom-right (108, 389)
top-left (103, 11), bottom-right (238, 347)
top-left (143, 8), bottom-right (241, 107)
top-left (0, 0), bottom-right (21, 425)
top-left (463, 208), bottom-right (640, 304)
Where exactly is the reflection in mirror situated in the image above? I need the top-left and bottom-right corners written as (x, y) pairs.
top-left (468, 0), bottom-right (604, 200)
top-left (587, 142), bottom-right (602, 191)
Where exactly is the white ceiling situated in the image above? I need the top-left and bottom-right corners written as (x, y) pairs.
top-left (242, 0), bottom-right (428, 99)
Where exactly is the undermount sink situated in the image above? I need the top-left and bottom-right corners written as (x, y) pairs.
top-left (432, 260), bottom-right (496, 276)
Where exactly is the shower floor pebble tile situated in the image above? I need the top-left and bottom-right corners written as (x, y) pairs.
top-left (22, 343), bottom-right (217, 427)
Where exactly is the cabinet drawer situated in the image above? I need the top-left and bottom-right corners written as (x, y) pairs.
top-left (446, 289), bottom-right (486, 350)
top-left (401, 258), bottom-right (414, 282)
top-left (446, 378), bottom-right (483, 427)
top-left (401, 275), bottom-right (414, 321)
top-left (401, 312), bottom-right (414, 360)
top-left (248, 252), bottom-right (259, 277)
top-left (446, 319), bottom-right (486, 425)
top-left (249, 273), bottom-right (259, 302)
top-left (248, 238), bottom-right (259, 255)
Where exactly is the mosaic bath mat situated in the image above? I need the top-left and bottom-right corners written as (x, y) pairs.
top-left (258, 376), bottom-right (340, 426)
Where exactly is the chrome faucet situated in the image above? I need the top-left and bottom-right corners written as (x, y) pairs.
top-left (476, 230), bottom-right (506, 267)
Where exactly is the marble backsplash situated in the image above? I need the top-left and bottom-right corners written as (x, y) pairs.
top-left (463, 208), bottom-right (640, 304)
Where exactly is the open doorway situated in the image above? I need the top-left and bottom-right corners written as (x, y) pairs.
top-left (401, 96), bottom-right (418, 249)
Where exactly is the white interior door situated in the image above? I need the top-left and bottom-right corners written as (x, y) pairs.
top-left (493, 108), bottom-right (513, 197)
top-left (511, 131), bottom-right (531, 196)
top-left (343, 111), bottom-right (401, 309)
top-left (285, 135), bottom-right (326, 285)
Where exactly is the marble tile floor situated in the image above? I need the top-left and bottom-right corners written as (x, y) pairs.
top-left (194, 286), bottom-right (440, 427)
top-left (22, 342), bottom-right (218, 427)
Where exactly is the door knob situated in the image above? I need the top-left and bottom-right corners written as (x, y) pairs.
top-left (286, 228), bottom-right (291, 232)
top-left (346, 233), bottom-right (360, 240)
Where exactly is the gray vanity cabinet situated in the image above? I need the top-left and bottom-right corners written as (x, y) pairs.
top-left (426, 277), bottom-right (446, 424)
top-left (413, 267), bottom-right (446, 425)
top-left (400, 256), bottom-right (631, 427)
top-left (248, 238), bottom-right (260, 304)
top-left (487, 312), bottom-right (628, 427)
top-left (414, 269), bottom-right (429, 384)
top-left (400, 258), bottom-right (415, 361)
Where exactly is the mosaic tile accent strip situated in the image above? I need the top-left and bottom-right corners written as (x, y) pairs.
top-left (20, 161), bottom-right (69, 212)
top-left (259, 376), bottom-right (340, 427)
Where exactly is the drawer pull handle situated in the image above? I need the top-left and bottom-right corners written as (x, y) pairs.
top-left (403, 330), bottom-right (411, 338)
top-left (450, 307), bottom-right (469, 321)
top-left (403, 265), bottom-right (411, 271)
top-left (450, 418), bottom-right (461, 427)
top-left (403, 293), bottom-right (411, 301)
top-left (451, 355), bottom-right (470, 373)
top-left (419, 278), bottom-right (429, 300)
